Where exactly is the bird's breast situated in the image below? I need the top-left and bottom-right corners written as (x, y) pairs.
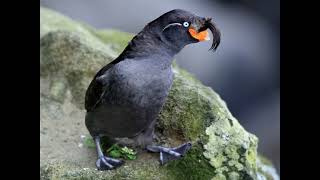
top-left (110, 59), bottom-right (174, 108)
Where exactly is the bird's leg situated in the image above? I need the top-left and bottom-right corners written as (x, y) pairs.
top-left (146, 142), bottom-right (192, 165)
top-left (94, 136), bottom-right (124, 170)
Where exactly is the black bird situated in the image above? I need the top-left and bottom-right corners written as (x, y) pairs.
top-left (85, 9), bottom-right (221, 170)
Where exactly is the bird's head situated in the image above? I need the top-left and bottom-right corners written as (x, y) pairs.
top-left (147, 9), bottom-right (221, 52)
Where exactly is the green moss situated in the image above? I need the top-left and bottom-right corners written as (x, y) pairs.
top-left (203, 116), bottom-right (259, 179)
top-left (91, 29), bottom-right (133, 52)
top-left (159, 67), bottom-right (217, 141)
top-left (213, 173), bottom-right (227, 180)
top-left (228, 171), bottom-right (240, 180)
top-left (166, 143), bottom-right (216, 180)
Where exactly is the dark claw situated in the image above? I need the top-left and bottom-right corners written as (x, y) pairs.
top-left (96, 156), bottom-right (124, 170)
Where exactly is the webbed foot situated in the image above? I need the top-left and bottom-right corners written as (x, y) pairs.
top-left (146, 142), bottom-right (192, 165)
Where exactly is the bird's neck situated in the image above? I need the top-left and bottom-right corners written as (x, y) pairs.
top-left (118, 31), bottom-right (180, 62)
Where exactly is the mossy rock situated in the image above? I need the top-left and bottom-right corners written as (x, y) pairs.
top-left (40, 7), bottom-right (279, 180)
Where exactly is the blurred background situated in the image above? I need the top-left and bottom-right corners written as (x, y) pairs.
top-left (40, 0), bottom-right (280, 173)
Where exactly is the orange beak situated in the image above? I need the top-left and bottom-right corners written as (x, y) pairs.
top-left (188, 28), bottom-right (210, 41)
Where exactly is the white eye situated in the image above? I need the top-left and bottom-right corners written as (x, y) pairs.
top-left (183, 22), bottom-right (189, 27)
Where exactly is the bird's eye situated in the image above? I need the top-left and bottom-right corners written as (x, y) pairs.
top-left (183, 22), bottom-right (189, 27)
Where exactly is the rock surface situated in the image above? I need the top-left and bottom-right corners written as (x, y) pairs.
top-left (40, 7), bottom-right (279, 180)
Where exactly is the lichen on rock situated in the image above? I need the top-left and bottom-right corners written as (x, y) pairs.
top-left (40, 7), bottom-right (279, 180)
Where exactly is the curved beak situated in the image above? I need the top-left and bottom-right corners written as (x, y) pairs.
top-left (188, 17), bottom-right (221, 51)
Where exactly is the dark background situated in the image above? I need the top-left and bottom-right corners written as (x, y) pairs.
top-left (40, 0), bottom-right (280, 173)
